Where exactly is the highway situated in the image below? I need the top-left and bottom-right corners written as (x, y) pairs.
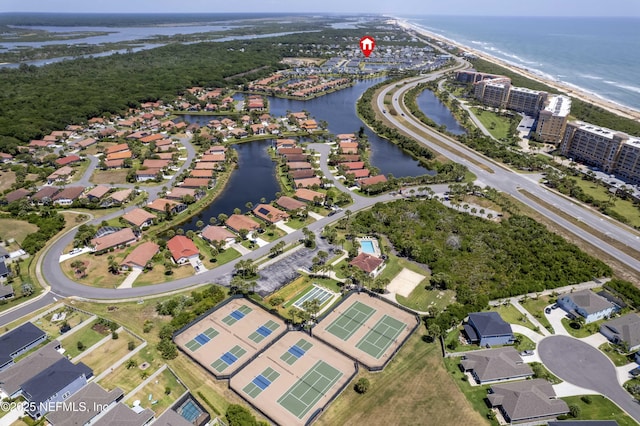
top-left (379, 72), bottom-right (640, 273)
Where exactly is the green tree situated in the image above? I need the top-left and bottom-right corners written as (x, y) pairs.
top-left (225, 404), bottom-right (257, 426)
top-left (354, 377), bottom-right (370, 394)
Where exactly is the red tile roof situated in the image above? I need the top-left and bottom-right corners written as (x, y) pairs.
top-left (121, 242), bottom-right (159, 269)
top-left (190, 169), bottom-right (213, 178)
top-left (91, 228), bottom-right (137, 252)
top-left (106, 151), bottom-right (132, 160)
top-left (85, 185), bottom-right (111, 199)
top-left (287, 162), bottom-right (312, 170)
top-left (276, 196), bottom-right (306, 211)
top-left (342, 161), bottom-right (365, 170)
top-left (139, 134), bottom-right (164, 144)
top-left (122, 208), bottom-right (156, 227)
top-left (109, 189), bottom-right (132, 203)
top-left (105, 143), bottom-right (130, 155)
top-left (105, 159), bottom-right (124, 168)
top-left (252, 204), bottom-right (289, 223)
top-left (294, 188), bottom-right (325, 202)
top-left (181, 178), bottom-right (210, 188)
top-left (142, 159), bottom-right (170, 169)
top-left (226, 214), bottom-right (261, 232)
top-left (357, 174), bottom-right (388, 187)
top-left (201, 226), bottom-right (235, 243)
top-left (290, 169), bottom-right (315, 179)
top-left (350, 169), bottom-right (371, 179)
top-left (294, 177), bottom-right (322, 188)
top-left (167, 235), bottom-right (199, 261)
top-left (55, 155), bottom-right (81, 166)
top-left (349, 252), bottom-right (384, 274)
top-left (146, 198), bottom-right (178, 212)
top-left (194, 162), bottom-right (218, 170)
top-left (52, 186), bottom-right (84, 201)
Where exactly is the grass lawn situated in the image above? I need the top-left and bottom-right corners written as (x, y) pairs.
top-left (530, 361), bottom-right (563, 384)
top-left (208, 247), bottom-right (241, 268)
top-left (80, 334), bottom-right (138, 374)
top-left (490, 304), bottom-right (536, 331)
top-left (128, 368), bottom-right (186, 416)
top-left (133, 262), bottom-right (194, 287)
top-left (99, 358), bottom-right (162, 395)
top-left (513, 334), bottom-right (536, 352)
top-left (258, 227), bottom-right (285, 242)
top-left (561, 395), bottom-right (638, 426)
top-left (470, 107), bottom-right (515, 140)
top-left (33, 308), bottom-right (88, 339)
top-left (285, 216), bottom-right (315, 230)
top-left (318, 332), bottom-right (488, 426)
top-left (0, 170), bottom-right (16, 192)
top-left (519, 296), bottom-right (555, 333)
top-left (64, 319), bottom-right (110, 358)
top-left (599, 342), bottom-right (634, 367)
top-left (442, 357), bottom-right (497, 424)
top-left (61, 251), bottom-right (127, 288)
top-left (91, 169), bottom-right (129, 185)
top-left (561, 318), bottom-right (602, 338)
top-left (573, 178), bottom-right (640, 228)
top-left (396, 286), bottom-right (455, 313)
top-left (0, 218), bottom-right (38, 244)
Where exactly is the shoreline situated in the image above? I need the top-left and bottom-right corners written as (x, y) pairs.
top-left (395, 18), bottom-right (640, 123)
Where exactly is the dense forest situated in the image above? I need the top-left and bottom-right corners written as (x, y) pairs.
top-left (470, 57), bottom-right (640, 136)
top-left (349, 199), bottom-right (611, 302)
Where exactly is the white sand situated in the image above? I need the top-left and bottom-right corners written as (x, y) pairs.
top-left (387, 268), bottom-right (425, 298)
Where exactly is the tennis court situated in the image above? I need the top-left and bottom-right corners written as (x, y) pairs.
top-left (324, 301), bottom-right (376, 340)
top-left (230, 331), bottom-right (356, 426)
top-left (174, 298), bottom-right (286, 377)
top-left (277, 360), bottom-right (343, 419)
top-left (313, 292), bottom-right (418, 369)
top-left (292, 285), bottom-right (335, 310)
top-left (355, 314), bottom-right (406, 359)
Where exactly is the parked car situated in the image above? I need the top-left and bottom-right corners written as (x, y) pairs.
top-left (520, 350), bottom-right (534, 357)
top-left (551, 304), bottom-right (559, 309)
top-left (545, 307), bottom-right (551, 314)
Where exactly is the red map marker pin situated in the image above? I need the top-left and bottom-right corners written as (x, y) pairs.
top-left (360, 35), bottom-right (375, 58)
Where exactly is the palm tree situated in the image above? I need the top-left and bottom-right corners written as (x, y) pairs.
top-left (195, 220), bottom-right (204, 229)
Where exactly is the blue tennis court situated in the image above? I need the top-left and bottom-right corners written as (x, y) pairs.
top-left (184, 327), bottom-right (219, 351)
top-left (194, 334), bottom-right (210, 345)
top-left (280, 338), bottom-right (314, 365)
top-left (289, 346), bottom-right (305, 357)
top-left (248, 319), bottom-right (281, 343)
top-left (253, 375), bottom-right (271, 390)
top-left (221, 352), bottom-right (238, 364)
top-left (242, 367), bottom-right (281, 398)
top-left (211, 345), bottom-right (247, 373)
top-left (230, 310), bottom-right (244, 320)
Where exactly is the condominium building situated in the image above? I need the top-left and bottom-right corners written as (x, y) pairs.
top-left (560, 121), bottom-right (640, 184)
top-left (474, 77), bottom-right (511, 108)
top-left (455, 70), bottom-right (503, 84)
top-left (506, 86), bottom-right (547, 116)
top-left (535, 95), bottom-right (571, 143)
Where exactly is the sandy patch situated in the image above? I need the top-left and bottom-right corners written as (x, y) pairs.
top-left (387, 268), bottom-right (425, 298)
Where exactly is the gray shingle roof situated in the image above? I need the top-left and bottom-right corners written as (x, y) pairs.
top-left (21, 358), bottom-right (92, 405)
top-left (460, 347), bottom-right (532, 383)
top-left (0, 322), bottom-right (46, 367)
top-left (46, 382), bottom-right (124, 426)
top-left (488, 379), bottom-right (569, 422)
top-left (0, 340), bottom-right (63, 396)
top-left (468, 312), bottom-right (512, 337)
top-left (601, 313), bottom-right (640, 348)
top-left (564, 290), bottom-right (615, 315)
top-left (92, 402), bottom-right (155, 426)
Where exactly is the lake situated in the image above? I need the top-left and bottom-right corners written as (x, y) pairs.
top-left (416, 89), bottom-right (466, 135)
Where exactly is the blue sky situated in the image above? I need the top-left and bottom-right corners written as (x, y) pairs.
top-left (2, 0), bottom-right (640, 16)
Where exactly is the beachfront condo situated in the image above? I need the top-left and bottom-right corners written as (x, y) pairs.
top-left (535, 95), bottom-right (571, 143)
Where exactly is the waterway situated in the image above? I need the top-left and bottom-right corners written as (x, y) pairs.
top-left (415, 89), bottom-right (466, 135)
top-left (180, 139), bottom-right (280, 232)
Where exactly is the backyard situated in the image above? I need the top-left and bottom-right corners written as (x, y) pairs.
top-left (0, 218), bottom-right (38, 244)
top-left (127, 368), bottom-right (186, 415)
top-left (79, 333), bottom-right (140, 374)
top-left (63, 319), bottom-right (110, 358)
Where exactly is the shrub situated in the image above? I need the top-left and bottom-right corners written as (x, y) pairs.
top-left (354, 378), bottom-right (370, 394)
top-left (569, 405), bottom-right (581, 418)
top-left (128, 341), bottom-right (135, 351)
top-left (77, 341), bottom-right (85, 351)
top-left (164, 386), bottom-right (171, 395)
top-left (226, 404), bottom-right (257, 426)
top-left (112, 331), bottom-right (119, 340)
top-left (581, 395), bottom-right (592, 404)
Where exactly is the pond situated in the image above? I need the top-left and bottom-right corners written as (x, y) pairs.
top-left (416, 89), bottom-right (467, 135)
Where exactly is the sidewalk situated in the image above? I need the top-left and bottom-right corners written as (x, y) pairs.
top-left (510, 298), bottom-right (551, 336)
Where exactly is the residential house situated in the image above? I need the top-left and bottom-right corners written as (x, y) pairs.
top-left (339, 141), bottom-right (358, 154)
top-left (0, 246), bottom-right (8, 260)
top-left (92, 402), bottom-right (154, 426)
top-left (201, 153), bottom-right (225, 163)
top-left (104, 159), bottom-right (124, 169)
top-left (0, 259), bottom-right (9, 282)
top-left (337, 154), bottom-right (360, 162)
top-left (32, 187), bottom-right (60, 204)
top-left (181, 178), bottom-right (210, 189)
top-left (76, 138), bottom-right (97, 149)
top-left (464, 312), bottom-right (514, 347)
top-left (46, 382), bottom-right (124, 426)
top-left (341, 161), bottom-right (365, 170)
top-left (0, 322), bottom-right (47, 372)
top-left (230, 128), bottom-right (248, 138)
top-left (283, 154), bottom-right (307, 162)
top-left (276, 139), bottom-right (297, 150)
top-left (55, 155), bottom-right (81, 167)
top-left (460, 347), bottom-right (533, 384)
top-left (294, 177), bottom-right (322, 188)
top-left (0, 283), bottom-right (14, 300)
top-left (600, 313), bottom-right (640, 352)
top-left (121, 241), bottom-right (159, 271)
top-left (0, 341), bottom-right (64, 398)
top-left (122, 208), bottom-right (156, 229)
top-left (253, 204), bottom-right (289, 224)
top-left (190, 169), bottom-right (214, 178)
top-left (105, 143), bottom-right (130, 155)
top-left (4, 188), bottom-right (31, 203)
top-left (146, 198), bottom-right (186, 215)
top-left (167, 235), bottom-right (199, 264)
top-left (29, 140), bottom-right (55, 149)
top-left (349, 252), bottom-right (385, 277)
top-left (136, 167), bottom-right (162, 182)
top-left (300, 119), bottom-right (318, 131)
top-left (142, 159), bottom-right (170, 170)
top-left (487, 379), bottom-right (569, 424)
top-left (84, 185), bottom-right (111, 202)
top-left (287, 161), bottom-right (312, 170)
top-left (290, 169), bottom-right (315, 179)
top-left (52, 186), bottom-right (85, 206)
top-left (226, 214), bottom-right (261, 234)
top-left (357, 174), bottom-right (388, 188)
top-left (107, 188), bottom-right (133, 205)
top-left (276, 196), bottom-right (306, 211)
top-left (0, 152), bottom-right (14, 163)
top-left (106, 150), bottom-right (132, 161)
top-left (558, 289), bottom-right (619, 324)
top-left (166, 187), bottom-right (201, 202)
top-left (46, 166), bottom-right (74, 184)
top-left (90, 228), bottom-right (137, 253)
top-left (201, 226), bottom-right (236, 247)
top-left (194, 162), bottom-right (218, 170)
top-left (139, 133), bottom-right (164, 144)
top-left (349, 169), bottom-right (371, 179)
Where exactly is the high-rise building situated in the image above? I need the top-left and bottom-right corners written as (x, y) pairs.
top-left (474, 77), bottom-right (511, 108)
top-left (535, 95), bottom-right (571, 143)
top-left (455, 70), bottom-right (503, 84)
top-left (560, 121), bottom-right (640, 184)
top-left (507, 87), bottom-right (547, 116)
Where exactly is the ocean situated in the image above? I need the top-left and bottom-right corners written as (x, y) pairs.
top-left (400, 16), bottom-right (640, 111)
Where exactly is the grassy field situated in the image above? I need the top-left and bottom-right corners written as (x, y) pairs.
top-left (318, 333), bottom-right (488, 426)
top-left (561, 395), bottom-right (637, 426)
top-left (61, 251), bottom-right (127, 288)
top-left (0, 170), bottom-right (16, 192)
top-left (258, 226), bottom-right (286, 242)
top-left (91, 169), bottom-right (129, 184)
top-left (0, 218), bottom-right (38, 244)
top-left (470, 107), bottom-right (515, 140)
top-left (396, 285), bottom-right (455, 313)
top-left (285, 216), bottom-right (315, 229)
top-left (442, 357), bottom-right (496, 424)
top-left (208, 247), bottom-right (241, 267)
top-left (80, 334), bottom-right (138, 374)
top-left (572, 178), bottom-right (640, 228)
top-left (133, 263), bottom-right (193, 287)
top-left (490, 304), bottom-right (536, 331)
top-left (519, 296), bottom-right (555, 333)
top-left (33, 308), bottom-right (89, 339)
top-left (128, 368), bottom-right (186, 415)
top-left (63, 319), bottom-right (109, 358)
top-left (99, 356), bottom-right (162, 395)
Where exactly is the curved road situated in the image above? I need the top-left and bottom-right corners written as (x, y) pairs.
top-left (539, 335), bottom-right (640, 422)
top-left (381, 75), bottom-right (640, 273)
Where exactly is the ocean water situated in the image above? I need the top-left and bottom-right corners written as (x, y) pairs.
top-left (401, 16), bottom-right (640, 110)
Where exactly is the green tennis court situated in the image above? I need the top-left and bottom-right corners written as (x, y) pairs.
top-left (184, 327), bottom-right (219, 351)
top-left (210, 344), bottom-right (247, 373)
top-left (242, 367), bottom-right (281, 398)
top-left (355, 314), bottom-right (405, 359)
top-left (324, 301), bottom-right (376, 341)
top-left (222, 304), bottom-right (253, 326)
top-left (248, 319), bottom-right (281, 344)
top-left (277, 360), bottom-right (343, 419)
top-left (280, 338), bottom-right (313, 365)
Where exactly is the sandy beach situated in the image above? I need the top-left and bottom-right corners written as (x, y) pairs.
top-left (395, 19), bottom-right (640, 122)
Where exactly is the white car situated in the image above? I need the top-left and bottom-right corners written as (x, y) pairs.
top-left (69, 248), bottom-right (82, 255)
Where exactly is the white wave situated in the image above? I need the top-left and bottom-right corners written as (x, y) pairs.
top-left (603, 80), bottom-right (640, 94)
top-left (578, 74), bottom-right (603, 80)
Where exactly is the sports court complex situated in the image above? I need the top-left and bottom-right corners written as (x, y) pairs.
top-left (313, 292), bottom-right (419, 369)
top-left (230, 331), bottom-right (356, 426)
top-left (174, 298), bottom-right (286, 378)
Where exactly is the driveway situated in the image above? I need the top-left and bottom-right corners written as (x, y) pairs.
top-left (545, 306), bottom-right (571, 336)
top-left (538, 335), bottom-right (640, 423)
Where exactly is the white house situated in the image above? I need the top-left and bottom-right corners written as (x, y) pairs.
top-left (558, 289), bottom-right (619, 324)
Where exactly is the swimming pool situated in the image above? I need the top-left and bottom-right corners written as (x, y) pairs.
top-left (359, 240), bottom-right (375, 254)
top-left (178, 399), bottom-right (202, 423)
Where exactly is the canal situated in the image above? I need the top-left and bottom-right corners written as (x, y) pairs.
top-left (415, 89), bottom-right (466, 135)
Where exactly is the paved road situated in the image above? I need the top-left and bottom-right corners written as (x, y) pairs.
top-left (539, 335), bottom-right (640, 422)
top-left (382, 75), bottom-right (640, 273)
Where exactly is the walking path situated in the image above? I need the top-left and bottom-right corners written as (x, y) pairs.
top-left (510, 298), bottom-right (551, 336)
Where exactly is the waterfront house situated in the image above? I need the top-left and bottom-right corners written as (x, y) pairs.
top-left (276, 196), bottom-right (306, 211)
top-left (181, 178), bottom-right (210, 189)
top-left (290, 169), bottom-right (315, 179)
top-left (294, 177), bottom-right (322, 188)
top-left (252, 204), bottom-right (289, 224)
top-left (226, 214), bottom-right (261, 234)
top-left (122, 208), bottom-right (156, 229)
top-left (357, 174), bottom-right (388, 188)
top-left (146, 198), bottom-right (186, 215)
top-left (294, 188), bottom-right (325, 203)
top-left (166, 187), bottom-right (202, 202)
top-left (201, 226), bottom-right (236, 247)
